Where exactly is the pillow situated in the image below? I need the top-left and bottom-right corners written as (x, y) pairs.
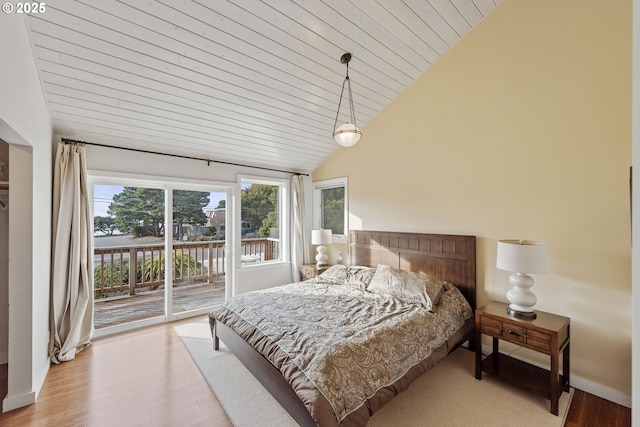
top-left (344, 266), bottom-right (377, 289)
top-left (424, 273), bottom-right (447, 306)
top-left (367, 264), bottom-right (433, 310)
top-left (318, 264), bottom-right (348, 282)
top-left (319, 265), bottom-right (377, 290)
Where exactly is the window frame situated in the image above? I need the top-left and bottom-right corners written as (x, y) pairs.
top-left (313, 177), bottom-right (348, 244)
top-left (238, 175), bottom-right (290, 267)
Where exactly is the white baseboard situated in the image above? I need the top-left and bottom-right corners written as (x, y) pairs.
top-left (1, 356), bottom-right (50, 413)
top-left (570, 375), bottom-right (632, 408)
top-left (2, 390), bottom-right (36, 412)
top-left (480, 345), bottom-right (631, 408)
top-left (34, 357), bottom-right (49, 401)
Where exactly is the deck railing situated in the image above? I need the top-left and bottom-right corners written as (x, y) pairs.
top-left (93, 238), bottom-right (279, 299)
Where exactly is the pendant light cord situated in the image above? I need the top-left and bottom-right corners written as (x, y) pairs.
top-left (332, 55), bottom-right (358, 131)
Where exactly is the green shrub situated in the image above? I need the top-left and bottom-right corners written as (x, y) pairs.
top-left (94, 259), bottom-right (132, 289)
top-left (142, 252), bottom-right (198, 282)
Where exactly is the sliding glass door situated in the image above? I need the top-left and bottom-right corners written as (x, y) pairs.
top-left (92, 182), bottom-right (228, 331)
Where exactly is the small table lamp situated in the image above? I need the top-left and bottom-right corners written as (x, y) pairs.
top-left (312, 229), bottom-right (332, 269)
top-left (496, 239), bottom-right (548, 319)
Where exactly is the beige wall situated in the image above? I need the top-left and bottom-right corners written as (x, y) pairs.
top-left (314, 0), bottom-right (632, 403)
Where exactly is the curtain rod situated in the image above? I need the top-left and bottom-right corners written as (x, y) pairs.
top-left (61, 138), bottom-right (309, 176)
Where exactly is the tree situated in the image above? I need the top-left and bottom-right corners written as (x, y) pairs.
top-left (173, 190), bottom-right (209, 240)
top-left (173, 190), bottom-right (209, 226)
top-left (241, 184), bottom-right (278, 237)
top-left (109, 187), bottom-right (165, 237)
top-left (94, 215), bottom-right (116, 236)
top-left (260, 210), bottom-right (279, 237)
top-left (108, 188), bottom-right (210, 238)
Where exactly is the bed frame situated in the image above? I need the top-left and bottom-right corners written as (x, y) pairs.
top-left (211, 230), bottom-right (476, 426)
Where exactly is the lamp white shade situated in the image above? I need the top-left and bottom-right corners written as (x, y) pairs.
top-left (496, 240), bottom-right (548, 318)
top-left (312, 229), bottom-right (332, 245)
top-left (496, 240), bottom-right (548, 274)
top-left (333, 123), bottom-right (362, 147)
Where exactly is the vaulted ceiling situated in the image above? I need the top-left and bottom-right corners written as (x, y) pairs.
top-left (25, 0), bottom-right (500, 173)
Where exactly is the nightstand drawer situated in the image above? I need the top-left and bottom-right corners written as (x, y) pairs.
top-left (526, 330), bottom-right (552, 352)
top-left (478, 311), bottom-right (556, 353)
top-left (501, 323), bottom-right (526, 345)
top-left (479, 316), bottom-right (501, 336)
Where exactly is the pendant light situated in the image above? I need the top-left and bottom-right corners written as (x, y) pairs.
top-left (332, 53), bottom-right (362, 147)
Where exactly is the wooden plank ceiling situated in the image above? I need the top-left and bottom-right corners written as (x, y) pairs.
top-left (25, 0), bottom-right (499, 173)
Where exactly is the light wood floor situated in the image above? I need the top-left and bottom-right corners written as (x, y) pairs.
top-left (0, 317), bottom-right (631, 426)
top-left (0, 316), bottom-right (231, 427)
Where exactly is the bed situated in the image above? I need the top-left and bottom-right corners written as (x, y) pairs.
top-left (209, 230), bottom-right (476, 426)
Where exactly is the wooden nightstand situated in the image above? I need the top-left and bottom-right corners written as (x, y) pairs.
top-left (299, 264), bottom-right (328, 280)
top-left (475, 301), bottom-right (570, 415)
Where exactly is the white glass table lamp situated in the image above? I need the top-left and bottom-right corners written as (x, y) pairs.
top-left (496, 240), bottom-right (548, 319)
top-left (312, 229), bottom-right (332, 269)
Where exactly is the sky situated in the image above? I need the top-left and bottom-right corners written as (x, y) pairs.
top-left (93, 185), bottom-right (227, 217)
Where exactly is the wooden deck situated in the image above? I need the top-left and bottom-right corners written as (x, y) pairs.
top-left (94, 281), bottom-right (225, 329)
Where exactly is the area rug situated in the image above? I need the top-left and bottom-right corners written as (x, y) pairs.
top-left (175, 318), bottom-right (573, 427)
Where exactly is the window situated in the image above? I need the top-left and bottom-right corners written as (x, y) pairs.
top-left (239, 177), bottom-right (288, 265)
top-left (313, 177), bottom-right (348, 243)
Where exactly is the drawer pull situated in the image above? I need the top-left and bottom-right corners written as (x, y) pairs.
top-left (508, 329), bottom-right (520, 336)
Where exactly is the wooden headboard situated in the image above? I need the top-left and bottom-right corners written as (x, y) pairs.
top-left (349, 230), bottom-right (477, 310)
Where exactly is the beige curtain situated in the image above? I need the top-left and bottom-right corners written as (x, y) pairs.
top-left (49, 143), bottom-right (93, 364)
top-left (291, 175), bottom-right (311, 280)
